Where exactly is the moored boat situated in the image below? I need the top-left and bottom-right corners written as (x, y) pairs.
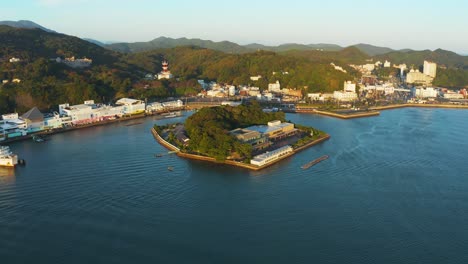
top-left (0, 146), bottom-right (18, 167)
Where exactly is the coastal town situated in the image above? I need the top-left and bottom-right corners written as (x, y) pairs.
top-left (2, 56), bottom-right (468, 168)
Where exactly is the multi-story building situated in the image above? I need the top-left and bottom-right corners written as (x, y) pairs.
top-left (406, 69), bottom-right (434, 85)
top-left (412, 87), bottom-right (438, 98)
top-left (424, 60), bottom-right (437, 78)
top-left (268, 81), bottom-right (281, 92)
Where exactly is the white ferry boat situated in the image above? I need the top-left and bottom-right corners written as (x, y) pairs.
top-left (0, 146), bottom-right (18, 167)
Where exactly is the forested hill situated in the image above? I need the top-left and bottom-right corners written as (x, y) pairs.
top-left (0, 26), bottom-right (354, 114)
top-left (0, 25), bottom-right (119, 65)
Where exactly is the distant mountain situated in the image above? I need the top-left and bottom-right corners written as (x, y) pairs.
top-left (83, 38), bottom-right (106, 46)
top-left (375, 48), bottom-right (468, 69)
top-left (0, 20), bottom-right (55, 33)
top-left (0, 25), bottom-right (118, 65)
top-left (244, 43), bottom-right (343, 52)
top-left (283, 46), bottom-right (370, 64)
top-left (106, 37), bottom-right (252, 54)
top-left (351, 43), bottom-right (394, 56)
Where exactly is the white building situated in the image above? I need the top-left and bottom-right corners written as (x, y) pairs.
top-left (406, 69), bottom-right (434, 85)
top-left (412, 87), bottom-right (438, 98)
top-left (344, 81), bottom-right (356, 93)
top-left (9, 57), bottom-right (21, 63)
top-left (43, 113), bottom-right (63, 129)
top-left (250, 145), bottom-right (293, 166)
top-left (250, 75), bottom-right (262, 81)
top-left (268, 81), bottom-right (281, 92)
top-left (363, 64), bottom-right (375, 72)
top-left (333, 91), bottom-right (358, 101)
top-left (59, 56), bottom-right (93, 68)
top-left (228, 85), bottom-right (236, 96)
top-left (384, 60), bottom-right (391, 68)
top-left (443, 91), bottom-right (464, 99)
top-left (157, 61), bottom-right (173, 80)
top-left (162, 100), bottom-right (184, 109)
top-left (115, 98), bottom-right (146, 115)
top-left (424, 61), bottom-right (437, 78)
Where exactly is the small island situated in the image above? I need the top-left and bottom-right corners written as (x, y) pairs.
top-left (152, 102), bottom-right (330, 170)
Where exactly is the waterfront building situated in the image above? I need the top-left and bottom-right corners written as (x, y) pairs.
top-left (0, 113), bottom-right (27, 139)
top-left (412, 87), bottom-right (438, 98)
top-left (43, 112), bottom-right (63, 129)
top-left (115, 98), bottom-right (146, 115)
top-left (157, 61), bottom-right (173, 80)
top-left (162, 100), bottom-right (184, 109)
top-left (333, 81), bottom-right (358, 101)
top-left (21, 107), bottom-right (44, 133)
top-left (424, 61), bottom-right (437, 78)
top-left (146, 102), bottom-right (164, 113)
top-left (250, 145), bottom-right (293, 166)
top-left (59, 100), bottom-right (126, 125)
top-left (333, 91), bottom-right (358, 101)
top-left (268, 81), bottom-right (281, 92)
top-left (443, 91), bottom-right (464, 100)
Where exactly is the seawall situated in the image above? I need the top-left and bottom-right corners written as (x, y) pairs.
top-left (151, 128), bottom-right (330, 171)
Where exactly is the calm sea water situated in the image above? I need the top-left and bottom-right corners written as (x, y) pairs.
top-left (1, 108), bottom-right (468, 264)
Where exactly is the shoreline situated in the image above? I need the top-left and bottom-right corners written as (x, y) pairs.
top-left (370, 103), bottom-right (468, 111)
top-left (151, 128), bottom-right (330, 171)
top-left (1, 107), bottom-right (186, 145)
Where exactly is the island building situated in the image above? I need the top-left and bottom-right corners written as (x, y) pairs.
top-left (250, 145), bottom-right (294, 166)
top-left (229, 128), bottom-right (271, 151)
top-left (244, 120), bottom-right (296, 141)
top-left (157, 61), bottom-right (173, 80)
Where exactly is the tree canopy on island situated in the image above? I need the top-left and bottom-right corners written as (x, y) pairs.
top-left (183, 101), bottom-right (285, 161)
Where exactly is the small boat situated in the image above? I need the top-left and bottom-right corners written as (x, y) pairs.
top-left (167, 166), bottom-right (174, 171)
top-left (0, 146), bottom-right (18, 167)
top-left (301, 155), bottom-right (329, 170)
top-left (32, 135), bottom-right (46, 143)
top-left (155, 153), bottom-right (164, 157)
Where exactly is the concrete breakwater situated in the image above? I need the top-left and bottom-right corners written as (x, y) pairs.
top-left (151, 128), bottom-right (330, 171)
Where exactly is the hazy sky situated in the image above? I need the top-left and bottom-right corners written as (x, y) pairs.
top-left (2, 0), bottom-right (467, 53)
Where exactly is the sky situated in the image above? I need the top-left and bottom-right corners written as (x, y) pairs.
top-left (2, 0), bottom-right (468, 54)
